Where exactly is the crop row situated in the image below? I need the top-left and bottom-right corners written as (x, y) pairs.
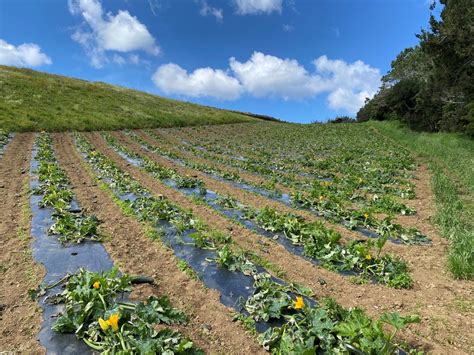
top-left (102, 132), bottom-right (413, 288)
top-left (31, 133), bottom-right (201, 353)
top-left (136, 130), bottom-right (430, 245)
top-left (73, 132), bottom-right (421, 353)
top-left (0, 128), bottom-right (12, 156)
top-left (33, 133), bottom-right (102, 244)
top-left (163, 125), bottom-right (416, 200)
top-left (50, 268), bottom-right (202, 353)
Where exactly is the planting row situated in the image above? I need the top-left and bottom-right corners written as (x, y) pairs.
top-left (33, 133), bottom-right (102, 244)
top-left (73, 132), bottom-right (421, 353)
top-left (160, 124), bottom-right (416, 202)
top-left (102, 132), bottom-right (414, 289)
top-left (0, 128), bottom-right (12, 156)
top-left (29, 133), bottom-right (202, 353)
top-left (133, 130), bottom-right (430, 246)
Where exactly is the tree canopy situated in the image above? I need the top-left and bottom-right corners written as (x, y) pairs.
top-left (357, 0), bottom-right (474, 137)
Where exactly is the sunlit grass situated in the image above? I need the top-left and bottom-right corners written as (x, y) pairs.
top-left (370, 120), bottom-right (473, 279)
top-left (0, 65), bottom-right (256, 132)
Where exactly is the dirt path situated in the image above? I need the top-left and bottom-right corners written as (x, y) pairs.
top-left (53, 133), bottom-right (265, 354)
top-left (0, 133), bottom-right (45, 353)
top-left (91, 131), bottom-right (474, 353)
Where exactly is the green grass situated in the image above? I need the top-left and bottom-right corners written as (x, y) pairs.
top-left (0, 65), bottom-right (257, 132)
top-left (369, 120), bottom-right (474, 279)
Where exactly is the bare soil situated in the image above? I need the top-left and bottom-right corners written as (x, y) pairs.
top-left (0, 133), bottom-right (45, 353)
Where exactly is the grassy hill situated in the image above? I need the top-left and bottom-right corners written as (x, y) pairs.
top-left (0, 66), bottom-right (257, 132)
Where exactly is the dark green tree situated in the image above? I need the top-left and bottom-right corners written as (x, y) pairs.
top-left (358, 0), bottom-right (474, 136)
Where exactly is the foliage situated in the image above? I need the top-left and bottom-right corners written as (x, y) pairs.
top-left (51, 268), bottom-right (202, 354)
top-left (0, 128), bottom-right (11, 153)
top-left (34, 133), bottom-right (102, 244)
top-left (141, 124), bottom-right (425, 246)
top-left (243, 205), bottom-right (413, 288)
top-left (212, 247), bottom-right (419, 353)
top-left (358, 0), bottom-right (474, 136)
top-left (260, 297), bottom-right (420, 354)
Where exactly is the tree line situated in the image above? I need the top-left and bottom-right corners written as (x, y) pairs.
top-left (357, 0), bottom-right (473, 137)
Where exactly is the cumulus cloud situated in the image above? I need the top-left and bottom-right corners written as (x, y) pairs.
top-left (229, 52), bottom-right (322, 100)
top-left (233, 0), bottom-right (282, 14)
top-left (68, 0), bottom-right (159, 68)
top-left (0, 39), bottom-right (52, 67)
top-left (151, 52), bottom-right (380, 113)
top-left (198, 0), bottom-right (223, 22)
top-left (313, 55), bottom-right (381, 112)
top-left (152, 63), bottom-right (242, 100)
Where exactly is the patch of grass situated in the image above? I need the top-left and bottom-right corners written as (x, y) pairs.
top-left (369, 121), bottom-right (474, 279)
top-left (0, 65), bottom-right (258, 132)
top-left (177, 260), bottom-right (199, 280)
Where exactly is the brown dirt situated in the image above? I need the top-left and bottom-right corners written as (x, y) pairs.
top-left (89, 131), bottom-right (474, 353)
top-left (0, 133), bottom-right (45, 353)
top-left (52, 133), bottom-right (265, 354)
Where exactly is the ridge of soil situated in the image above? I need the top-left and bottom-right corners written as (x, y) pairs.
top-left (0, 133), bottom-right (45, 353)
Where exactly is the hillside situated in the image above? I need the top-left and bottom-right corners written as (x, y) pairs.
top-left (0, 66), bottom-right (257, 132)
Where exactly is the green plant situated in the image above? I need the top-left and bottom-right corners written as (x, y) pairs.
top-left (50, 268), bottom-right (202, 354)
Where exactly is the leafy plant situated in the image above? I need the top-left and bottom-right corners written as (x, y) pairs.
top-left (51, 268), bottom-right (202, 354)
top-left (33, 133), bottom-right (102, 244)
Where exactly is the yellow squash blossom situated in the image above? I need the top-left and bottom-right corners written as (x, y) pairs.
top-left (108, 313), bottom-right (119, 331)
top-left (93, 281), bottom-right (100, 289)
top-left (293, 296), bottom-right (305, 310)
top-left (98, 318), bottom-right (109, 331)
top-left (365, 254), bottom-right (372, 261)
top-left (98, 313), bottom-right (119, 332)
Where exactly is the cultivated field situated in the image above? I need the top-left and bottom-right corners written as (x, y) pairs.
top-left (0, 122), bottom-right (472, 354)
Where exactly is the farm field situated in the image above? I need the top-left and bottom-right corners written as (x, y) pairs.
top-left (0, 121), bottom-right (472, 354)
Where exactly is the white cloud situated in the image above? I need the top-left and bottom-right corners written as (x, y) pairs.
top-left (283, 24), bottom-right (293, 32)
top-left (198, 0), bottom-right (223, 22)
top-left (0, 39), bottom-right (52, 67)
top-left (229, 52), bottom-right (323, 100)
top-left (151, 52), bottom-right (381, 113)
top-left (152, 63), bottom-right (243, 100)
top-left (313, 55), bottom-right (381, 112)
top-left (68, 0), bottom-right (159, 68)
top-left (233, 0), bottom-right (282, 14)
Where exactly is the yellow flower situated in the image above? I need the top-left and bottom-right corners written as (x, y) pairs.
top-left (93, 281), bottom-right (100, 289)
top-left (98, 318), bottom-right (109, 331)
top-left (363, 213), bottom-right (369, 220)
top-left (319, 195), bottom-right (324, 201)
top-left (365, 254), bottom-right (372, 261)
top-left (98, 313), bottom-right (119, 332)
top-left (293, 296), bottom-right (305, 310)
top-left (108, 313), bottom-right (119, 331)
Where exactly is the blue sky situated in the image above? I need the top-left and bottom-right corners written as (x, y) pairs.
top-left (0, 0), bottom-right (432, 123)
